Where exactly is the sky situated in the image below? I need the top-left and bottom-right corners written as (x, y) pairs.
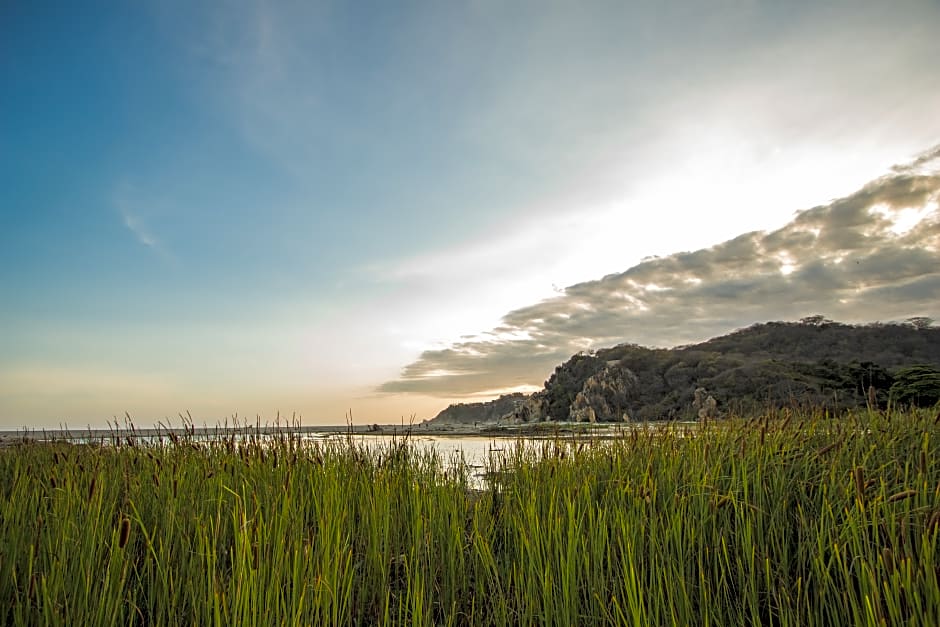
top-left (2, 0), bottom-right (939, 428)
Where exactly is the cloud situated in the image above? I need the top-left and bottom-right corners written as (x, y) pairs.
top-left (379, 147), bottom-right (940, 397)
top-left (119, 206), bottom-right (158, 250)
top-left (113, 184), bottom-right (176, 262)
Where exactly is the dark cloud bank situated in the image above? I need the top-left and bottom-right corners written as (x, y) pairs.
top-left (381, 146), bottom-right (940, 397)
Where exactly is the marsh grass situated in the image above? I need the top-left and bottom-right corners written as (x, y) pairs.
top-left (1, 408), bottom-right (938, 625)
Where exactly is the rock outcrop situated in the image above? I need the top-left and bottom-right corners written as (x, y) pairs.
top-left (568, 365), bottom-right (639, 422)
top-left (692, 387), bottom-right (718, 420)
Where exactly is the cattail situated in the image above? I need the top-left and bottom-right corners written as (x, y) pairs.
top-left (882, 547), bottom-right (895, 573)
top-left (928, 510), bottom-right (940, 533)
top-left (88, 476), bottom-right (97, 500)
top-left (853, 467), bottom-right (865, 504)
top-left (816, 437), bottom-right (843, 456)
top-left (49, 476), bottom-right (57, 489)
top-left (118, 517), bottom-right (131, 549)
top-left (887, 489), bottom-right (917, 504)
top-left (152, 473), bottom-right (160, 487)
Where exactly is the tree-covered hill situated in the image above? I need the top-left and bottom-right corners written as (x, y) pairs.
top-left (690, 318), bottom-right (939, 365)
top-left (427, 392), bottom-right (528, 425)
top-left (428, 319), bottom-right (940, 424)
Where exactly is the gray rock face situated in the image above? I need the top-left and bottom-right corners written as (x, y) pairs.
top-left (511, 395), bottom-right (547, 423)
top-left (692, 387), bottom-right (719, 420)
top-left (569, 365), bottom-right (639, 422)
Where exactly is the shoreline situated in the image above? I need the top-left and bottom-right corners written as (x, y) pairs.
top-left (0, 420), bottom-right (684, 445)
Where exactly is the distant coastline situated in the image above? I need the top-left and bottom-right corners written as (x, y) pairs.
top-left (0, 419), bottom-right (649, 445)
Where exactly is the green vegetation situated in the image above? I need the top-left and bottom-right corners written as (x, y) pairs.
top-left (431, 319), bottom-right (940, 425)
top-left (432, 393), bottom-right (528, 426)
top-left (524, 319), bottom-right (940, 422)
top-left (890, 365), bottom-right (940, 408)
top-left (2, 409), bottom-right (939, 625)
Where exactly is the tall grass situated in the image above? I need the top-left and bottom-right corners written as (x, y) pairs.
top-left (1, 408), bottom-right (938, 625)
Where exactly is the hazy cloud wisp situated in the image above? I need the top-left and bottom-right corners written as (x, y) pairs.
top-left (114, 185), bottom-right (176, 263)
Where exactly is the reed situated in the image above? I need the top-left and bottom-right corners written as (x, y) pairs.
top-left (0, 408), bottom-right (938, 625)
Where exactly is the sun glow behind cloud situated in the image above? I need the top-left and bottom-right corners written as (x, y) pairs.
top-left (871, 204), bottom-right (938, 235)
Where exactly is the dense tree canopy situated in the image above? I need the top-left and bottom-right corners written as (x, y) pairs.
top-left (889, 365), bottom-right (940, 408)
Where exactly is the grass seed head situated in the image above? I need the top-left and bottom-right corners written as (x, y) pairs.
top-left (118, 517), bottom-right (131, 549)
top-left (882, 547), bottom-right (895, 573)
top-left (928, 510), bottom-right (940, 533)
top-left (887, 489), bottom-right (917, 504)
top-left (853, 467), bottom-right (865, 504)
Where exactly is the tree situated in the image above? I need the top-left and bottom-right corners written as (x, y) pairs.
top-left (800, 314), bottom-right (833, 326)
top-left (889, 365), bottom-right (940, 407)
top-left (906, 317), bottom-right (934, 330)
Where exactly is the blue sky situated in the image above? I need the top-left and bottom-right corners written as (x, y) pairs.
top-left (2, 1), bottom-right (939, 427)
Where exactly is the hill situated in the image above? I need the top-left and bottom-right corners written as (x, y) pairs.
top-left (427, 392), bottom-right (528, 425)
top-left (429, 319), bottom-right (940, 424)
